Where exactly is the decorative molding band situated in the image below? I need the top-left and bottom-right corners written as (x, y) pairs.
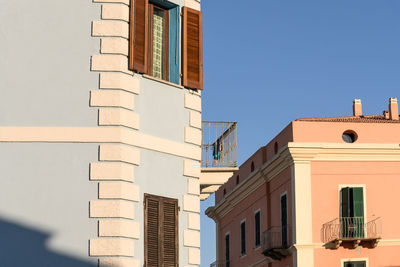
top-left (101, 38), bottom-right (129, 56)
top-left (90, 162), bottom-right (134, 182)
top-left (92, 20), bottom-right (129, 39)
top-left (89, 200), bottom-right (134, 219)
top-left (99, 108), bottom-right (140, 130)
top-left (184, 93), bottom-right (201, 112)
top-left (183, 160), bottom-right (201, 178)
top-left (187, 178), bottom-right (200, 196)
top-left (184, 127), bottom-right (201, 146)
top-left (91, 54), bottom-right (132, 75)
top-left (99, 144), bottom-right (140, 165)
top-left (89, 238), bottom-right (135, 256)
top-left (90, 90), bottom-right (134, 110)
top-left (187, 213), bottom-right (201, 230)
top-left (188, 247), bottom-right (201, 265)
top-left (100, 73), bottom-right (140, 94)
top-left (189, 110), bottom-right (202, 129)
top-left (0, 127), bottom-right (201, 160)
top-left (183, 195), bottom-right (200, 213)
top-left (93, 0), bottom-right (129, 5)
top-left (211, 142), bottom-right (400, 220)
top-left (98, 219), bottom-right (140, 239)
top-left (99, 181), bottom-right (140, 201)
top-left (183, 230), bottom-right (201, 248)
top-left (99, 258), bottom-right (140, 267)
top-left (101, 4), bottom-right (130, 22)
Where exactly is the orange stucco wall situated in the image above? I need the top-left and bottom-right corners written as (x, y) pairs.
top-left (217, 166), bottom-right (293, 267)
top-left (311, 161), bottom-right (400, 266)
top-left (293, 121), bottom-right (400, 143)
top-left (314, 246), bottom-right (400, 267)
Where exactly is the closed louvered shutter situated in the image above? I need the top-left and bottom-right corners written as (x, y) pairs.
top-left (162, 199), bottom-right (178, 266)
top-left (129, 0), bottom-right (148, 73)
top-left (145, 194), bottom-right (178, 267)
top-left (145, 196), bottom-right (160, 267)
top-left (182, 7), bottom-right (203, 90)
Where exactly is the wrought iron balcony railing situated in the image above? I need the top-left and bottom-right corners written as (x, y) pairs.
top-left (202, 121), bottom-right (237, 168)
top-left (209, 261), bottom-right (229, 267)
top-left (321, 217), bottom-right (381, 248)
top-left (262, 225), bottom-right (292, 260)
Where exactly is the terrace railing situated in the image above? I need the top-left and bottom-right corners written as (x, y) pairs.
top-left (202, 121), bottom-right (237, 168)
top-left (262, 225), bottom-right (292, 260)
top-left (322, 217), bottom-right (381, 248)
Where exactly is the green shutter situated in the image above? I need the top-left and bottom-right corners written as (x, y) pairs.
top-left (352, 187), bottom-right (364, 238)
top-left (341, 187), bottom-right (351, 217)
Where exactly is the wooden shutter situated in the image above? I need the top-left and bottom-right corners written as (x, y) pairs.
top-left (129, 0), bottom-right (148, 73)
top-left (161, 198), bottom-right (178, 267)
top-left (145, 195), bottom-right (160, 267)
top-left (144, 194), bottom-right (178, 267)
top-left (182, 7), bottom-right (203, 90)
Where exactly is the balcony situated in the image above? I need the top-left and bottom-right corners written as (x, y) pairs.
top-left (200, 121), bottom-right (238, 200)
top-left (209, 261), bottom-right (229, 267)
top-left (202, 121), bottom-right (237, 168)
top-left (262, 225), bottom-right (292, 260)
top-left (321, 217), bottom-right (381, 249)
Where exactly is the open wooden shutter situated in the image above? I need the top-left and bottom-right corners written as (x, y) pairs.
top-left (352, 187), bottom-right (364, 238)
top-left (129, 0), bottom-right (148, 73)
top-left (182, 7), bottom-right (203, 90)
top-left (145, 195), bottom-right (160, 267)
top-left (161, 198), bottom-right (178, 267)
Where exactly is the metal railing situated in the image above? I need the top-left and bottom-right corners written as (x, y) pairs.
top-left (202, 121), bottom-right (237, 168)
top-left (322, 217), bottom-right (382, 243)
top-left (262, 225), bottom-right (291, 252)
top-left (210, 261), bottom-right (229, 267)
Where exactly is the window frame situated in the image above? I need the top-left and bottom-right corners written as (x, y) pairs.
top-left (225, 232), bottom-right (230, 267)
top-left (240, 219), bottom-right (246, 256)
top-left (254, 209), bottom-right (261, 248)
top-left (341, 258), bottom-right (368, 267)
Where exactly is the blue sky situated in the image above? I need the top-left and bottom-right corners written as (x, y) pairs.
top-left (199, 1), bottom-right (400, 265)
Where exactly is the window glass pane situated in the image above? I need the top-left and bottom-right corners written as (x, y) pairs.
top-left (225, 234), bottom-right (230, 267)
top-left (153, 8), bottom-right (164, 79)
top-left (240, 221), bottom-right (246, 255)
top-left (255, 211), bottom-right (260, 246)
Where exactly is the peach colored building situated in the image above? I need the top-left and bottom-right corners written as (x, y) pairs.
top-left (207, 98), bottom-right (400, 267)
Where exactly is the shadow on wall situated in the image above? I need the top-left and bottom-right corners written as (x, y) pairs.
top-left (0, 217), bottom-right (96, 267)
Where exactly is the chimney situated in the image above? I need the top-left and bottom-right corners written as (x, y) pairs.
top-left (383, 110), bottom-right (390, 119)
top-left (389, 97), bottom-right (399, 120)
top-left (353, 99), bottom-right (362, 117)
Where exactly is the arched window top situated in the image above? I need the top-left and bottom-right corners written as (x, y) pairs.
top-left (274, 142), bottom-right (278, 154)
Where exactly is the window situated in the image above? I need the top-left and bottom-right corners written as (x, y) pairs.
top-left (254, 211), bottom-right (261, 247)
top-left (129, 0), bottom-right (203, 89)
top-left (225, 233), bottom-right (230, 267)
top-left (342, 130), bottom-right (357, 143)
top-left (144, 194), bottom-right (178, 266)
top-left (281, 194), bottom-right (288, 247)
top-left (148, 4), bottom-right (169, 80)
top-left (340, 187), bottom-right (364, 238)
top-left (236, 175), bottom-right (239, 185)
top-left (251, 161), bottom-right (254, 172)
top-left (240, 220), bottom-right (246, 255)
top-left (344, 261), bottom-right (366, 267)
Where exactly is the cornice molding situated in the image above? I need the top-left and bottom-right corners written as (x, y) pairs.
top-left (209, 142), bottom-right (400, 221)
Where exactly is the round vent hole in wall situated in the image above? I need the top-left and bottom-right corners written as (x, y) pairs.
top-left (342, 130), bottom-right (357, 143)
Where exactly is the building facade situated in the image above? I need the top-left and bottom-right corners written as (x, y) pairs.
top-left (207, 98), bottom-right (400, 267)
top-left (0, 0), bottom-right (203, 266)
